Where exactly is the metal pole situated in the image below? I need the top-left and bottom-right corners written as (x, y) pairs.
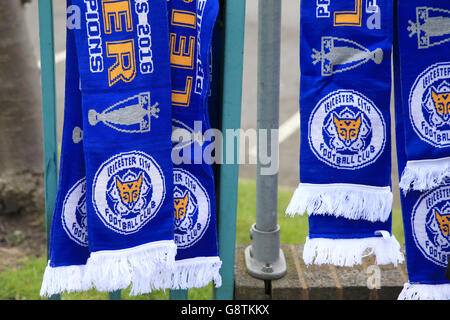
top-left (214, 0), bottom-right (247, 300)
top-left (169, 289), bottom-right (188, 300)
top-left (244, 0), bottom-right (286, 281)
top-left (38, 0), bottom-right (60, 300)
top-left (108, 290), bottom-right (122, 300)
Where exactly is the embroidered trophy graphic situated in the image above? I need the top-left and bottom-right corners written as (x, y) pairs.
top-left (408, 7), bottom-right (450, 49)
top-left (88, 92), bottom-right (160, 133)
top-left (72, 126), bottom-right (83, 144)
top-left (311, 37), bottom-right (383, 76)
top-left (172, 119), bottom-right (204, 151)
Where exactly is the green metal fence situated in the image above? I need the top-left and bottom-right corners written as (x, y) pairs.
top-left (37, 0), bottom-right (246, 300)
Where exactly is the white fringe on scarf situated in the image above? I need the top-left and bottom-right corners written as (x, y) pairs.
top-left (170, 256), bottom-right (222, 290)
top-left (399, 157), bottom-right (450, 194)
top-left (40, 263), bottom-right (91, 296)
top-left (285, 183), bottom-right (393, 222)
top-left (302, 232), bottom-right (404, 267)
top-left (398, 283), bottom-right (450, 300)
top-left (82, 240), bottom-right (177, 295)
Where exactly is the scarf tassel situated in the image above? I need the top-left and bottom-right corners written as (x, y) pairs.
top-left (82, 240), bottom-right (177, 295)
top-left (303, 233), bottom-right (404, 267)
top-left (285, 183), bottom-right (393, 222)
top-left (40, 263), bottom-right (90, 296)
top-left (399, 157), bottom-right (450, 194)
top-left (398, 283), bottom-right (450, 300)
top-left (170, 257), bottom-right (222, 290)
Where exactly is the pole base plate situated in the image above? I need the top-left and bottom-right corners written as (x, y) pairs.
top-left (244, 245), bottom-right (287, 280)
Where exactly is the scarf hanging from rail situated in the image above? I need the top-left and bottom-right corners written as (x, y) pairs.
top-left (395, 0), bottom-right (450, 299)
top-left (287, 0), bottom-right (403, 266)
top-left (41, 0), bottom-right (177, 296)
top-left (168, 0), bottom-right (222, 290)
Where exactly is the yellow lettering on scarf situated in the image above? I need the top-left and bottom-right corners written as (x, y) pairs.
top-left (106, 40), bottom-right (137, 86)
top-left (102, 0), bottom-right (133, 34)
top-left (334, 0), bottom-right (362, 27)
top-left (172, 76), bottom-right (193, 107)
top-left (171, 9), bottom-right (197, 29)
top-left (170, 8), bottom-right (197, 107)
top-left (170, 34), bottom-right (196, 69)
top-left (170, 10), bottom-right (196, 69)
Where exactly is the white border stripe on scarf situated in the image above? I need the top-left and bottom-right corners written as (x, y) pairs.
top-left (82, 240), bottom-right (177, 295)
top-left (285, 183), bottom-right (393, 222)
top-left (40, 263), bottom-right (91, 296)
top-left (302, 232), bottom-right (404, 267)
top-left (398, 283), bottom-right (450, 300)
top-left (170, 256), bottom-right (222, 290)
top-left (399, 156), bottom-right (450, 194)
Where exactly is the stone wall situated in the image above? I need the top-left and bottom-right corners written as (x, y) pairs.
top-left (235, 243), bottom-right (408, 300)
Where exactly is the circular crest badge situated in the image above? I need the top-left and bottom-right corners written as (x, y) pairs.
top-left (412, 185), bottom-right (450, 267)
top-left (62, 178), bottom-right (88, 246)
top-left (309, 89), bottom-right (386, 170)
top-left (409, 62), bottom-right (450, 147)
top-left (173, 168), bottom-right (211, 249)
top-left (92, 151), bottom-right (165, 235)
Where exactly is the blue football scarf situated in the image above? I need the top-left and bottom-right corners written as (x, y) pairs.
top-left (41, 0), bottom-right (177, 296)
top-left (396, 0), bottom-right (450, 194)
top-left (168, 0), bottom-right (222, 289)
top-left (40, 23), bottom-right (91, 296)
top-left (286, 0), bottom-right (403, 266)
top-left (395, 0), bottom-right (450, 299)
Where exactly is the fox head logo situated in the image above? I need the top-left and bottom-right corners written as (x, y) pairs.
top-left (426, 202), bottom-right (450, 251)
top-left (435, 208), bottom-right (450, 240)
top-left (173, 186), bottom-right (198, 233)
top-left (425, 81), bottom-right (450, 128)
top-left (333, 113), bottom-right (362, 147)
top-left (107, 169), bottom-right (152, 218)
top-left (174, 192), bottom-right (189, 222)
top-left (431, 87), bottom-right (450, 122)
top-left (115, 173), bottom-right (143, 210)
top-left (325, 107), bottom-right (370, 153)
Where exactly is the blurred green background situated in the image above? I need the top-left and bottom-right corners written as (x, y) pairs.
top-left (0, 179), bottom-right (404, 300)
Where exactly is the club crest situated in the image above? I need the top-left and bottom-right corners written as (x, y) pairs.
top-left (173, 169), bottom-right (210, 249)
top-left (92, 151), bottom-right (165, 235)
top-left (309, 89), bottom-right (386, 170)
top-left (412, 186), bottom-right (450, 267)
top-left (312, 37), bottom-right (383, 76)
top-left (409, 62), bottom-right (450, 147)
top-left (61, 178), bottom-right (88, 246)
top-left (88, 92), bottom-right (159, 133)
top-left (408, 7), bottom-right (450, 49)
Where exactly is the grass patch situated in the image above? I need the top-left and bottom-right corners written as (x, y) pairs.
top-left (0, 179), bottom-right (404, 300)
top-left (236, 179), bottom-right (405, 244)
